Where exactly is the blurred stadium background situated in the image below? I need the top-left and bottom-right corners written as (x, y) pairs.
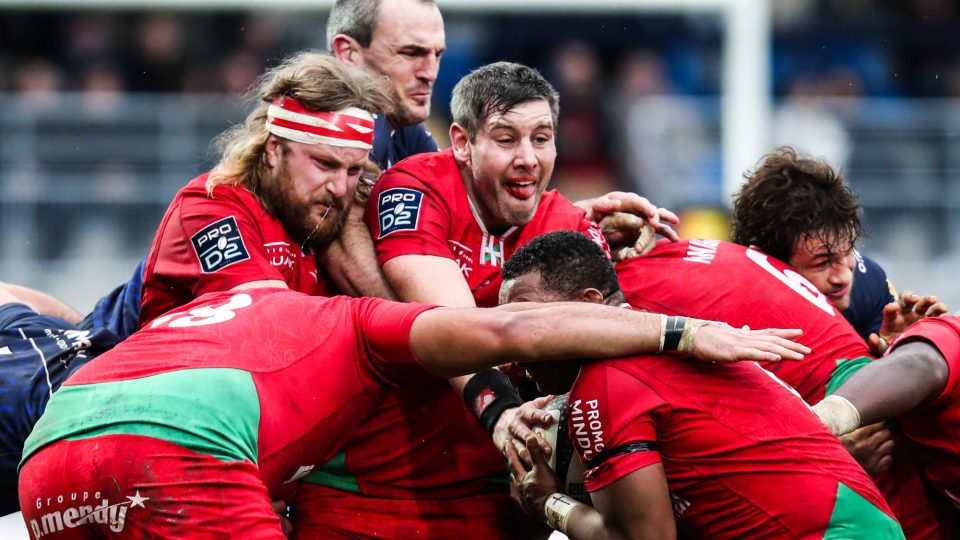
top-left (2, 0), bottom-right (959, 313)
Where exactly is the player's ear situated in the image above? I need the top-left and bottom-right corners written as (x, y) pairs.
top-left (331, 34), bottom-right (363, 65)
top-left (450, 123), bottom-right (472, 165)
top-left (580, 288), bottom-right (605, 305)
top-left (264, 135), bottom-right (282, 169)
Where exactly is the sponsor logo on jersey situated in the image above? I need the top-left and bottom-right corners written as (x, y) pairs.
top-left (191, 216), bottom-right (251, 273)
top-left (448, 240), bottom-right (474, 278)
top-left (264, 241), bottom-right (298, 270)
top-left (480, 234), bottom-right (505, 267)
top-left (569, 398), bottom-right (605, 462)
top-left (377, 188), bottom-right (423, 238)
top-left (853, 249), bottom-right (867, 273)
top-left (30, 490), bottom-right (149, 538)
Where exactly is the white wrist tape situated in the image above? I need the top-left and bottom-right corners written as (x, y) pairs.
top-left (544, 492), bottom-right (577, 534)
top-left (678, 318), bottom-right (726, 354)
top-left (658, 314), bottom-right (668, 353)
top-left (813, 395), bottom-right (862, 436)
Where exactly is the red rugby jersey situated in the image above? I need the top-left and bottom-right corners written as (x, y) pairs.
top-left (28, 288), bottom-right (434, 497)
top-left (889, 315), bottom-right (960, 508)
top-left (617, 239), bottom-right (869, 403)
top-left (570, 355), bottom-right (900, 539)
top-left (297, 149), bottom-right (605, 504)
top-left (139, 173), bottom-right (324, 328)
top-left (366, 148), bottom-right (607, 307)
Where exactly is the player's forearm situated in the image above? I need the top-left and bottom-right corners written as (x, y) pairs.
top-left (319, 217), bottom-right (397, 300)
top-left (824, 341), bottom-right (949, 431)
top-left (499, 303), bottom-right (662, 363)
top-left (412, 302), bottom-right (659, 377)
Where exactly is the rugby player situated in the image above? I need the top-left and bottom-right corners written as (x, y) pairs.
top-left (17, 286), bottom-right (805, 538)
top-left (501, 231), bottom-right (904, 539)
top-left (292, 61), bottom-right (678, 538)
top-left (731, 146), bottom-right (946, 355)
top-left (137, 52), bottom-right (392, 328)
top-left (816, 315), bottom-right (960, 514)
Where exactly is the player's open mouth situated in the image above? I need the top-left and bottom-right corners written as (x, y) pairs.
top-left (506, 180), bottom-right (537, 200)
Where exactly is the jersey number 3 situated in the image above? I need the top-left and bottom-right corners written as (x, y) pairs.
top-left (149, 293), bottom-right (253, 328)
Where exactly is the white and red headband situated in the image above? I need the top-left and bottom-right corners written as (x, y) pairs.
top-left (266, 96), bottom-right (375, 150)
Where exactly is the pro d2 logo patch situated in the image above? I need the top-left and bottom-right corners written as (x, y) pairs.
top-left (377, 188), bottom-right (423, 239)
top-left (191, 216), bottom-right (250, 273)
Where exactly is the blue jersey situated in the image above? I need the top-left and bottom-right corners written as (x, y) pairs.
top-left (0, 303), bottom-right (119, 512)
top-left (81, 258), bottom-right (145, 341)
top-left (844, 251), bottom-right (896, 340)
top-left (369, 114), bottom-right (439, 170)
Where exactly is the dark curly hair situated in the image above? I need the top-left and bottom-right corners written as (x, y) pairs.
top-left (731, 147), bottom-right (863, 263)
top-left (502, 231), bottom-right (619, 301)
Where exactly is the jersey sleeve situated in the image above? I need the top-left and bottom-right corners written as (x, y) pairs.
top-left (352, 297), bottom-right (438, 386)
top-left (570, 362), bottom-right (665, 492)
top-left (889, 315), bottom-right (960, 407)
top-left (366, 169), bottom-right (453, 264)
top-left (164, 191), bottom-right (287, 297)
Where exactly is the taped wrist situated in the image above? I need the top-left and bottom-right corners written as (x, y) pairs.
top-left (813, 395), bottom-right (862, 436)
top-left (544, 492), bottom-right (577, 533)
top-left (678, 318), bottom-right (727, 354)
top-left (463, 368), bottom-right (523, 435)
top-left (660, 315), bottom-right (686, 352)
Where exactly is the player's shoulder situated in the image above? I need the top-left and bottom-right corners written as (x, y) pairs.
top-left (576, 354), bottom-right (672, 388)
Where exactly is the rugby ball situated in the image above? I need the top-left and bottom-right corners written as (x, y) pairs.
top-left (534, 394), bottom-right (591, 505)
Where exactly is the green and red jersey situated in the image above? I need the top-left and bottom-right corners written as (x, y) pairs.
top-left (22, 288), bottom-right (435, 496)
top-left (570, 354), bottom-right (904, 539)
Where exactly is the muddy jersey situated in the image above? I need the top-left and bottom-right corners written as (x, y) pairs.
top-left (570, 355), bottom-right (903, 539)
top-left (366, 148), bottom-right (607, 307)
top-left (887, 316), bottom-right (960, 508)
top-left (22, 288), bottom-right (434, 497)
top-left (139, 174), bottom-right (324, 328)
top-left (617, 239), bottom-right (870, 403)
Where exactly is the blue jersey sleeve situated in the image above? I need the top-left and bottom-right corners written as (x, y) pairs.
top-left (83, 258), bottom-right (145, 341)
top-left (844, 252), bottom-right (896, 340)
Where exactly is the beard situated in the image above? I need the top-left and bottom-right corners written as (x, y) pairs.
top-left (260, 164), bottom-right (351, 253)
